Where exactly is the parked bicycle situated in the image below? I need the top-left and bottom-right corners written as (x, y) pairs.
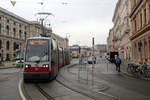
top-left (127, 63), bottom-right (150, 79)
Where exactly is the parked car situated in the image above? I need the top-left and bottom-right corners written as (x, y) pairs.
top-left (88, 56), bottom-right (96, 64)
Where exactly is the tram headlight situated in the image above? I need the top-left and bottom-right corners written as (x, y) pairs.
top-left (25, 64), bottom-right (31, 68)
top-left (45, 65), bottom-right (49, 68)
top-left (42, 64), bottom-right (49, 68)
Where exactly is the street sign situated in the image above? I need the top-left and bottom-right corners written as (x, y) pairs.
top-left (11, 1), bottom-right (16, 6)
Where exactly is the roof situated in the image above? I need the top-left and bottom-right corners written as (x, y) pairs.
top-left (0, 7), bottom-right (30, 23)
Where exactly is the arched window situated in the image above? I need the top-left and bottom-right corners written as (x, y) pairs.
top-left (6, 54), bottom-right (10, 61)
top-left (24, 32), bottom-right (27, 40)
top-left (13, 42), bottom-right (16, 51)
top-left (6, 41), bottom-right (9, 50)
top-left (13, 28), bottom-right (16, 37)
top-left (19, 30), bottom-right (22, 38)
top-left (0, 40), bottom-right (2, 49)
top-left (6, 25), bottom-right (9, 35)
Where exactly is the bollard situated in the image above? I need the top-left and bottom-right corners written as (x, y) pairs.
top-left (107, 61), bottom-right (108, 72)
top-left (86, 64), bottom-right (89, 84)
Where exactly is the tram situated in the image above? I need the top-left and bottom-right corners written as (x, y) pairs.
top-left (23, 37), bottom-right (69, 81)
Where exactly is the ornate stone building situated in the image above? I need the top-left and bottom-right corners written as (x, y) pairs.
top-left (130, 0), bottom-right (150, 63)
top-left (111, 0), bottom-right (132, 61)
top-left (112, 1), bottom-right (121, 51)
top-left (0, 7), bottom-right (67, 62)
top-left (108, 28), bottom-right (114, 52)
top-left (0, 7), bottom-right (30, 61)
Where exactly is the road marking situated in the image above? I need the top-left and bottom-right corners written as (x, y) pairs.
top-left (18, 79), bottom-right (26, 100)
top-left (97, 91), bottom-right (120, 100)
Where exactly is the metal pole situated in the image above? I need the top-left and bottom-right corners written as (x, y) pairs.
top-left (87, 64), bottom-right (89, 84)
top-left (107, 61), bottom-right (108, 72)
top-left (78, 46), bottom-right (81, 81)
top-left (41, 18), bottom-right (45, 36)
top-left (92, 37), bottom-right (94, 86)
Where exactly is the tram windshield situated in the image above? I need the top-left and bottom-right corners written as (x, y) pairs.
top-left (25, 39), bottom-right (49, 62)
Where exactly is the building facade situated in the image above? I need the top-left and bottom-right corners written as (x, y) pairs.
top-left (112, 0), bottom-right (132, 61)
top-left (130, 0), bottom-right (150, 63)
top-left (0, 7), bottom-right (30, 61)
top-left (95, 44), bottom-right (107, 56)
top-left (108, 28), bottom-right (114, 52)
top-left (112, 0), bottom-right (121, 51)
top-left (0, 7), bottom-right (67, 62)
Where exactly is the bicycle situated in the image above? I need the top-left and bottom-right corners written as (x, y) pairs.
top-left (127, 63), bottom-right (140, 73)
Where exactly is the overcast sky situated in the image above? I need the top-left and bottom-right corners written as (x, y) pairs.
top-left (0, 0), bottom-right (117, 46)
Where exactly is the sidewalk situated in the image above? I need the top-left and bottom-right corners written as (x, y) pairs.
top-left (120, 61), bottom-right (134, 76)
top-left (57, 60), bottom-right (119, 100)
top-left (0, 61), bottom-right (16, 69)
top-left (110, 60), bottom-right (150, 80)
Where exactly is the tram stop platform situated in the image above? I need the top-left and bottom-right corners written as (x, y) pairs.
top-left (57, 61), bottom-right (119, 100)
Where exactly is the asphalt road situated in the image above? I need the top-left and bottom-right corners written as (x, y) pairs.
top-left (1, 58), bottom-right (150, 100)
top-left (0, 68), bottom-right (22, 100)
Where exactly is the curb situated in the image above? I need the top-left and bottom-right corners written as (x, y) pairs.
top-left (0, 66), bottom-right (19, 69)
top-left (18, 79), bottom-right (27, 100)
top-left (121, 70), bottom-right (150, 81)
top-left (121, 71), bottom-right (134, 78)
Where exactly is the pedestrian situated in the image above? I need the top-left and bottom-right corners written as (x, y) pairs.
top-left (115, 55), bottom-right (121, 72)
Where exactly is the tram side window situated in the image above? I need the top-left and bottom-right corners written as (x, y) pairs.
top-left (51, 41), bottom-right (53, 51)
top-left (52, 39), bottom-right (57, 50)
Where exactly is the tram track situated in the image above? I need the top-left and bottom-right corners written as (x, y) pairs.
top-left (34, 84), bottom-right (55, 100)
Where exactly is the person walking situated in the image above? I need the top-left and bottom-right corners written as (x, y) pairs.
top-left (115, 55), bottom-right (121, 72)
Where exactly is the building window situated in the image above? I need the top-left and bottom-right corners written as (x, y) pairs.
top-left (13, 22), bottom-right (16, 25)
top-left (13, 54), bottom-right (16, 58)
top-left (149, 4), bottom-right (150, 23)
top-left (13, 28), bottom-right (16, 37)
top-left (0, 40), bottom-right (2, 49)
top-left (7, 19), bottom-right (9, 23)
top-left (6, 25), bottom-right (9, 35)
top-left (19, 24), bottom-right (22, 28)
top-left (13, 42), bottom-right (17, 51)
top-left (24, 32), bottom-right (27, 40)
top-left (0, 24), bottom-right (1, 34)
top-left (144, 8), bottom-right (146, 25)
top-left (6, 54), bottom-right (10, 61)
top-left (19, 30), bottom-right (22, 39)
top-left (134, 16), bottom-right (137, 32)
top-left (25, 26), bottom-right (27, 30)
top-left (140, 13), bottom-right (142, 28)
top-left (6, 41), bottom-right (9, 50)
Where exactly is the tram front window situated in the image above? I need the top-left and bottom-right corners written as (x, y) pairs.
top-left (25, 39), bottom-right (49, 62)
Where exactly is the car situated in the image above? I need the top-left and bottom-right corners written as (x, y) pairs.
top-left (15, 58), bottom-right (24, 67)
top-left (88, 56), bottom-right (96, 64)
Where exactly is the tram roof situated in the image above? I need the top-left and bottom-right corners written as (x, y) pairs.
top-left (27, 37), bottom-right (51, 40)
